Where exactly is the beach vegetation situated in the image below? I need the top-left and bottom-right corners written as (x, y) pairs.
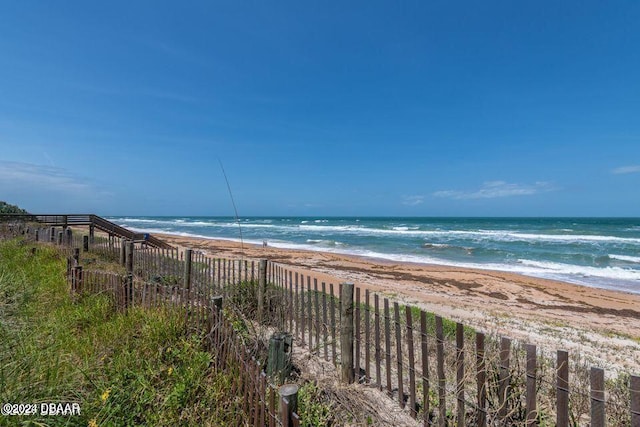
top-left (602, 328), bottom-right (640, 344)
top-left (2, 226), bottom-right (637, 426)
top-left (0, 201), bottom-right (28, 214)
top-left (0, 239), bottom-right (247, 426)
top-left (82, 253), bottom-right (127, 275)
top-left (397, 305), bottom-right (475, 340)
top-left (296, 381), bottom-right (334, 426)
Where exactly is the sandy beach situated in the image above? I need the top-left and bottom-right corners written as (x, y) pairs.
top-left (156, 233), bottom-right (640, 374)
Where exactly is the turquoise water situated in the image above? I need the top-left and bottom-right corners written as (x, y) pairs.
top-left (109, 216), bottom-right (640, 293)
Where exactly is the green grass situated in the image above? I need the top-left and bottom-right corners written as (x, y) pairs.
top-left (0, 239), bottom-right (244, 426)
top-left (296, 382), bottom-right (333, 427)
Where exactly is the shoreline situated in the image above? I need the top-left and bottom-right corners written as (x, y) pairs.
top-left (115, 217), bottom-right (640, 294)
top-left (155, 232), bottom-right (640, 373)
top-left (127, 226), bottom-right (640, 294)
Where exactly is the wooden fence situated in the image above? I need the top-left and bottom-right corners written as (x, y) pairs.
top-left (69, 265), bottom-right (302, 427)
top-left (73, 240), bottom-right (640, 426)
top-left (3, 223), bottom-right (640, 426)
top-left (267, 262), bottom-right (640, 426)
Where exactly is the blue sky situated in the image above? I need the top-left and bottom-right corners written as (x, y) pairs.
top-left (1, 1), bottom-right (639, 217)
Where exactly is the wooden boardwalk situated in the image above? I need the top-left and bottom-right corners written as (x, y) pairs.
top-left (0, 213), bottom-right (172, 249)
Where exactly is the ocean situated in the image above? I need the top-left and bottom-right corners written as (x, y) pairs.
top-left (108, 216), bottom-right (640, 294)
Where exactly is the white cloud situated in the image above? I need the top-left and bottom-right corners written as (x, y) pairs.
top-left (0, 161), bottom-right (92, 193)
top-left (434, 181), bottom-right (555, 200)
top-left (0, 161), bottom-right (114, 212)
top-left (612, 165), bottom-right (640, 175)
top-left (402, 195), bottom-right (425, 206)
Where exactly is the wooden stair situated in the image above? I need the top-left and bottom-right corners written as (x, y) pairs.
top-left (0, 213), bottom-right (173, 249)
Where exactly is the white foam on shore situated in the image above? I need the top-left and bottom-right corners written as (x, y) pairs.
top-left (130, 228), bottom-right (640, 294)
top-left (518, 259), bottom-right (640, 281)
top-left (293, 224), bottom-right (640, 244)
top-left (112, 217), bottom-right (640, 246)
top-left (125, 226), bottom-right (267, 247)
top-left (306, 239), bottom-right (346, 247)
top-left (264, 243), bottom-right (640, 292)
top-left (116, 218), bottom-right (279, 230)
top-left (609, 254), bottom-right (640, 263)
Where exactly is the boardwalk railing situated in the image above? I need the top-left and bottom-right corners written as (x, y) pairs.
top-left (0, 213), bottom-right (172, 248)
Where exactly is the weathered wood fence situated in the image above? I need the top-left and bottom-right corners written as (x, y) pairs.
top-left (3, 222), bottom-right (640, 426)
top-left (68, 255), bottom-right (302, 426)
top-left (267, 262), bottom-right (640, 426)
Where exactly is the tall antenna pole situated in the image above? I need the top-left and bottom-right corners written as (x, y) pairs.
top-left (218, 159), bottom-right (244, 255)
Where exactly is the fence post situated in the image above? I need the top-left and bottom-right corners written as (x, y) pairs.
top-left (456, 323), bottom-right (465, 425)
top-left (436, 316), bottom-right (446, 427)
top-left (382, 298), bottom-right (391, 394)
top-left (211, 294), bottom-right (223, 343)
top-left (57, 231), bottom-right (63, 245)
top-left (406, 306), bottom-right (417, 418)
top-left (72, 266), bottom-right (83, 295)
top-left (393, 301), bottom-right (404, 408)
top-left (71, 266), bottom-right (78, 294)
top-left (340, 282), bottom-right (355, 384)
top-left (119, 238), bottom-right (126, 266)
top-left (83, 235), bottom-right (89, 252)
top-left (354, 287), bottom-right (361, 376)
top-left (125, 241), bottom-right (134, 308)
top-left (77, 266), bottom-right (83, 293)
top-left (184, 249), bottom-right (192, 290)
top-left (420, 310), bottom-right (430, 426)
top-left (477, 332), bottom-right (487, 427)
top-left (631, 375), bottom-right (640, 426)
top-left (556, 350), bottom-right (569, 427)
top-left (89, 223), bottom-right (95, 243)
top-left (50, 227), bottom-right (55, 242)
top-left (126, 241), bottom-right (134, 274)
top-left (279, 384), bottom-right (298, 427)
top-left (365, 290), bottom-right (371, 383)
top-left (591, 367), bottom-right (605, 427)
top-left (268, 332), bottom-right (293, 385)
top-left (526, 344), bottom-right (537, 426)
top-left (35, 229), bottom-right (39, 242)
top-left (73, 248), bottom-right (80, 266)
top-left (498, 337), bottom-right (511, 424)
top-left (66, 228), bottom-right (72, 246)
top-left (257, 259), bottom-right (268, 323)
